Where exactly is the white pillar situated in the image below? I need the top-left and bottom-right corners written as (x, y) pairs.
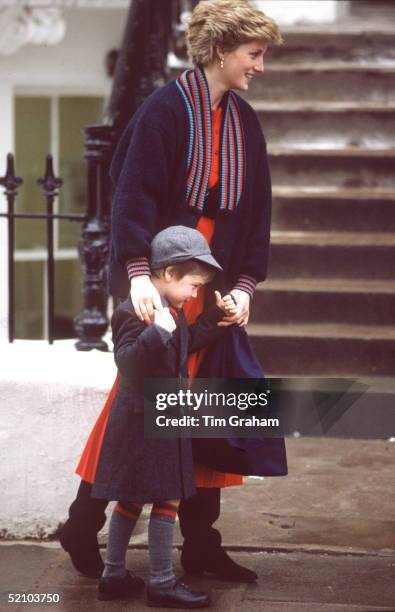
top-left (0, 81), bottom-right (13, 341)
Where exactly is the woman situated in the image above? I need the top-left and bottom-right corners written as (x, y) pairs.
top-left (62, 0), bottom-right (287, 585)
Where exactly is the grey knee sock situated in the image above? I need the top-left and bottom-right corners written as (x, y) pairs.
top-left (103, 502), bottom-right (142, 579)
top-left (148, 503), bottom-right (178, 587)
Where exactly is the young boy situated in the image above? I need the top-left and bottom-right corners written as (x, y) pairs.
top-left (91, 226), bottom-right (236, 608)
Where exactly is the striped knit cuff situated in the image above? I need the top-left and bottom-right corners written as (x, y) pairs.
top-left (126, 257), bottom-right (151, 280)
top-left (232, 274), bottom-right (257, 298)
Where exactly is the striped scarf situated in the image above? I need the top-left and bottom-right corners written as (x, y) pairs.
top-left (176, 65), bottom-right (245, 213)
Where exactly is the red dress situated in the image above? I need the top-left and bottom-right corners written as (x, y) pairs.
top-left (76, 106), bottom-right (242, 488)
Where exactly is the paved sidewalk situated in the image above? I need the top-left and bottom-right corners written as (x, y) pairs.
top-left (0, 545), bottom-right (394, 611)
top-left (1, 438), bottom-right (394, 611)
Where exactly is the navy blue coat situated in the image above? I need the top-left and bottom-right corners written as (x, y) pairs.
top-left (108, 78), bottom-right (272, 301)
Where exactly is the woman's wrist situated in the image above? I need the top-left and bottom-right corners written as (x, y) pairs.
top-left (130, 274), bottom-right (151, 286)
top-left (126, 256), bottom-right (151, 281)
top-left (232, 274), bottom-right (257, 298)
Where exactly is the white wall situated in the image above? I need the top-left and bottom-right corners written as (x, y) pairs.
top-left (0, 340), bottom-right (116, 538)
top-left (0, 8), bottom-right (127, 95)
top-left (0, 7), bottom-right (127, 341)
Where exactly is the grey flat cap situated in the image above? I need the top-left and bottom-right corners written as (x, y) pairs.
top-left (150, 225), bottom-right (222, 272)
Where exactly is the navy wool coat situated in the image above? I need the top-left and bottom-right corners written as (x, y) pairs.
top-left (91, 297), bottom-right (225, 503)
top-left (109, 74), bottom-right (272, 302)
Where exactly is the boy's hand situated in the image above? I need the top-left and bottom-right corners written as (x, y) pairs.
top-left (214, 291), bottom-right (238, 316)
top-left (130, 275), bottom-right (163, 324)
top-left (154, 307), bottom-right (177, 333)
top-left (217, 289), bottom-right (250, 327)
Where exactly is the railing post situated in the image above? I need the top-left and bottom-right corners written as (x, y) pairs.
top-left (37, 154), bottom-right (62, 344)
top-left (74, 124), bottom-right (113, 351)
top-left (73, 0), bottom-right (181, 351)
top-left (104, 0), bottom-right (177, 135)
top-left (133, 0), bottom-right (173, 109)
top-left (0, 154), bottom-right (23, 343)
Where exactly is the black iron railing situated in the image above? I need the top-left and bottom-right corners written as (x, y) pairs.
top-left (0, 153), bottom-right (86, 344)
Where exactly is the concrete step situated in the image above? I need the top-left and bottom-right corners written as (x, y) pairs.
top-left (264, 62), bottom-right (395, 74)
top-left (171, 27), bottom-right (395, 68)
top-left (269, 149), bottom-right (395, 189)
top-left (248, 323), bottom-right (395, 376)
top-left (270, 146), bottom-right (395, 158)
top-left (269, 231), bottom-right (395, 280)
top-left (349, 0), bottom-right (395, 20)
top-left (247, 65), bottom-right (395, 103)
top-left (257, 105), bottom-right (395, 148)
top-left (254, 100), bottom-right (395, 113)
top-left (272, 186), bottom-right (395, 233)
top-left (268, 28), bottom-right (395, 65)
top-left (251, 278), bottom-right (395, 326)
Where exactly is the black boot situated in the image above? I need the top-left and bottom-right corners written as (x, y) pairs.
top-left (181, 536), bottom-right (257, 583)
top-left (59, 480), bottom-right (107, 578)
top-left (203, 547), bottom-right (257, 583)
top-left (179, 488), bottom-right (221, 575)
top-left (179, 487), bottom-right (257, 583)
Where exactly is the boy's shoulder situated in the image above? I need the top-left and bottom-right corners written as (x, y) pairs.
top-left (111, 297), bottom-right (144, 331)
top-left (113, 296), bottom-right (136, 317)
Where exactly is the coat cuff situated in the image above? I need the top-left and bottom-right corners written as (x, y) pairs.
top-left (126, 257), bottom-right (151, 280)
top-left (152, 324), bottom-right (173, 344)
top-left (232, 274), bottom-right (257, 298)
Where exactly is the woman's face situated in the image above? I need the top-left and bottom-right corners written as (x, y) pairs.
top-left (220, 40), bottom-right (268, 91)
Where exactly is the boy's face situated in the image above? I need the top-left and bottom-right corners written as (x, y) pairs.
top-left (163, 271), bottom-right (209, 309)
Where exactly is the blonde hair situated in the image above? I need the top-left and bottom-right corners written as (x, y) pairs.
top-left (186, 0), bottom-right (283, 66)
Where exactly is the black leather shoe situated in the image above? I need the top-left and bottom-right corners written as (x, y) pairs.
top-left (147, 578), bottom-right (210, 608)
top-left (182, 545), bottom-right (257, 583)
top-left (59, 523), bottom-right (104, 579)
top-left (98, 570), bottom-right (145, 601)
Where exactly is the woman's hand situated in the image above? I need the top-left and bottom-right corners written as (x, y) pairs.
top-left (154, 307), bottom-right (177, 333)
top-left (130, 275), bottom-right (163, 324)
top-left (217, 289), bottom-right (250, 327)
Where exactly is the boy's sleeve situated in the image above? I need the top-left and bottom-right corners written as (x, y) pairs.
top-left (112, 308), bottom-right (174, 378)
top-left (186, 306), bottom-right (226, 353)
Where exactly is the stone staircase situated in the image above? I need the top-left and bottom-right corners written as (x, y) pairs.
top-left (246, 19), bottom-right (395, 376)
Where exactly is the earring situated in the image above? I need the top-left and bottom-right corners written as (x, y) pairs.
top-left (220, 57), bottom-right (224, 69)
